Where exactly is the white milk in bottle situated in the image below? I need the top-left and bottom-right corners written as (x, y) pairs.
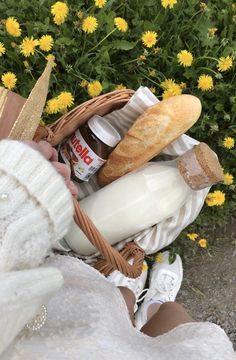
top-left (65, 143), bottom-right (223, 255)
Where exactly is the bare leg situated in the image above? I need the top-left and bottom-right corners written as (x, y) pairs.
top-left (118, 286), bottom-right (135, 325)
top-left (141, 302), bottom-right (194, 337)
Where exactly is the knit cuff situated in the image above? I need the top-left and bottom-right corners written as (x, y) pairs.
top-left (0, 140), bottom-right (74, 241)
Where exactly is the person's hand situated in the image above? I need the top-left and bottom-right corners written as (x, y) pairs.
top-left (24, 140), bottom-right (78, 198)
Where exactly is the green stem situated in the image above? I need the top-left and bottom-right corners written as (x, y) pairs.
top-left (198, 67), bottom-right (219, 76)
top-left (118, 58), bottom-right (140, 66)
top-left (36, 49), bottom-right (49, 58)
top-left (70, 71), bottom-right (88, 82)
top-left (196, 56), bottom-right (218, 62)
top-left (189, 10), bottom-right (202, 21)
top-left (138, 70), bottom-right (164, 86)
top-left (89, 28), bottom-right (116, 52)
top-left (81, 33), bottom-right (87, 57)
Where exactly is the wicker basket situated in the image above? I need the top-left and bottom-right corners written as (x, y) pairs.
top-left (34, 90), bottom-right (145, 278)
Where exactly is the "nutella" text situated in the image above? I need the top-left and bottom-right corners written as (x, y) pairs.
top-left (71, 135), bottom-right (93, 165)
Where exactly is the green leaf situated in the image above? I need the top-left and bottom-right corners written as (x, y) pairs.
top-left (55, 37), bottom-right (75, 46)
top-left (215, 103), bottom-right (224, 112)
top-left (111, 40), bottom-right (136, 51)
top-left (143, 20), bottom-right (156, 31)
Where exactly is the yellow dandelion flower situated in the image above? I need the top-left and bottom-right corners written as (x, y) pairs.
top-left (223, 136), bottom-right (234, 149)
top-left (187, 233), bottom-right (198, 241)
top-left (82, 16), bottom-right (98, 34)
top-left (142, 263), bottom-right (148, 272)
top-left (115, 84), bottom-right (127, 90)
top-left (45, 98), bottom-right (61, 114)
top-left (155, 253), bottom-right (164, 263)
top-left (180, 82), bottom-right (187, 89)
top-left (197, 74), bottom-right (214, 91)
top-left (114, 17), bottom-right (128, 32)
top-left (138, 54), bottom-right (146, 61)
top-left (177, 50), bottom-right (193, 67)
top-left (46, 54), bottom-right (56, 67)
top-left (5, 17), bottom-right (21, 37)
top-left (223, 173), bottom-right (234, 186)
top-left (142, 31), bottom-right (158, 48)
top-left (20, 36), bottom-right (39, 57)
top-left (161, 0), bottom-right (177, 9)
top-left (79, 80), bottom-right (88, 88)
top-left (153, 47), bottom-right (161, 54)
top-left (150, 87), bottom-right (156, 93)
top-left (161, 78), bottom-right (182, 99)
top-left (94, 0), bottom-right (107, 8)
top-left (200, 2), bottom-right (208, 12)
top-left (39, 35), bottom-right (54, 52)
top-left (206, 190), bottom-right (225, 207)
top-left (162, 84), bottom-right (182, 99)
top-left (57, 91), bottom-right (74, 110)
top-left (87, 80), bottom-right (103, 98)
top-left (51, 1), bottom-right (69, 22)
top-left (161, 78), bottom-right (176, 89)
top-left (214, 191), bottom-right (226, 206)
top-left (148, 69), bottom-right (156, 77)
top-left (53, 14), bottom-right (66, 25)
top-left (208, 28), bottom-right (218, 38)
top-left (198, 239), bottom-right (207, 248)
top-left (1, 72), bottom-right (17, 90)
top-left (0, 42), bottom-right (6, 56)
top-left (76, 10), bottom-right (84, 19)
top-left (205, 196), bottom-right (215, 207)
top-left (217, 56), bottom-right (234, 72)
top-left (23, 60), bottom-right (29, 68)
top-left (80, 80), bottom-right (88, 88)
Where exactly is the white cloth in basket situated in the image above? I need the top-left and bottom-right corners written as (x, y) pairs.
top-left (72, 87), bottom-right (209, 260)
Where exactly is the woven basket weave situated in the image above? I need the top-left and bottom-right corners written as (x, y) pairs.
top-left (34, 89), bottom-right (145, 278)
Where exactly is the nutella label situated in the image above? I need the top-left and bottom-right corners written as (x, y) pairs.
top-left (60, 129), bottom-right (106, 181)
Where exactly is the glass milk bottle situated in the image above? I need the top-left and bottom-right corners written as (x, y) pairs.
top-left (64, 143), bottom-right (223, 256)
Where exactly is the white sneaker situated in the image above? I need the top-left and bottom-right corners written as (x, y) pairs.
top-left (135, 251), bottom-right (183, 330)
top-left (107, 260), bottom-right (149, 312)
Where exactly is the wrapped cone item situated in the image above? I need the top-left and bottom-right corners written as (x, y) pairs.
top-left (8, 59), bottom-right (53, 141)
top-left (0, 87), bottom-right (26, 139)
top-left (98, 94), bottom-right (202, 187)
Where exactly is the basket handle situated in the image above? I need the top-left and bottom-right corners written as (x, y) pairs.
top-left (73, 199), bottom-right (145, 278)
top-left (35, 89), bottom-right (144, 278)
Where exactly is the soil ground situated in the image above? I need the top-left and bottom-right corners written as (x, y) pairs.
top-left (177, 220), bottom-right (236, 348)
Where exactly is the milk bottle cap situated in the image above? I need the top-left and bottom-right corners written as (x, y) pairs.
top-left (177, 143), bottom-right (224, 190)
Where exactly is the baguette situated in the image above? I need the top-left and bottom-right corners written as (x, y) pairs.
top-left (97, 94), bottom-right (201, 187)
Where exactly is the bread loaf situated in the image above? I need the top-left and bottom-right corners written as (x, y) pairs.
top-left (97, 94), bottom-right (201, 187)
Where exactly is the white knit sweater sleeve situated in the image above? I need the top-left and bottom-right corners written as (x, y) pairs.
top-left (0, 140), bottom-right (74, 272)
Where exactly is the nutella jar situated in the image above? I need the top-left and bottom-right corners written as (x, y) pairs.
top-left (59, 115), bottom-right (121, 182)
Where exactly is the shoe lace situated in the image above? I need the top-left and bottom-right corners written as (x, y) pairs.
top-left (137, 288), bottom-right (148, 303)
top-left (123, 278), bottom-right (149, 312)
top-left (150, 271), bottom-right (177, 301)
top-left (134, 288), bottom-right (148, 313)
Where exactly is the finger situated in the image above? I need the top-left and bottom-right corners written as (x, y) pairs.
top-left (51, 147), bottom-right (58, 162)
top-left (23, 140), bottom-right (41, 152)
top-left (24, 140), bottom-right (54, 160)
top-left (51, 161), bottom-right (71, 181)
top-left (38, 141), bottom-right (57, 161)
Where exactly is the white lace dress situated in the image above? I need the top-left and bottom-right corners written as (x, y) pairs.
top-left (3, 255), bottom-right (235, 360)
